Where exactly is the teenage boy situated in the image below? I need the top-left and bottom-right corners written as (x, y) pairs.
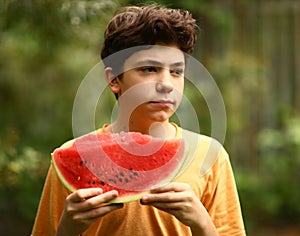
top-left (32, 4), bottom-right (246, 236)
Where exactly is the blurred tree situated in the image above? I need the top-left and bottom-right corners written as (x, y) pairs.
top-left (0, 0), bottom-right (119, 234)
top-left (0, 0), bottom-right (118, 151)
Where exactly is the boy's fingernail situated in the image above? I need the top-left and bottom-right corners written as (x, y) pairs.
top-left (111, 190), bottom-right (118, 197)
top-left (142, 195), bottom-right (149, 202)
top-left (96, 188), bottom-right (103, 194)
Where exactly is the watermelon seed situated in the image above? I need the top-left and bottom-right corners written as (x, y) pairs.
top-left (125, 178), bottom-right (129, 183)
top-left (120, 172), bottom-right (124, 177)
top-left (129, 168), bottom-right (138, 176)
top-left (101, 181), bottom-right (105, 186)
top-left (79, 161), bottom-right (83, 166)
top-left (118, 178), bottom-right (123, 183)
top-left (88, 180), bottom-right (91, 185)
top-left (109, 178), bottom-right (116, 184)
top-left (92, 181), bottom-right (96, 185)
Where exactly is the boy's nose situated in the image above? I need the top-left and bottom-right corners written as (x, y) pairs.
top-left (155, 70), bottom-right (173, 93)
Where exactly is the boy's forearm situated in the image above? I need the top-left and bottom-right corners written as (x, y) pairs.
top-left (55, 215), bottom-right (83, 236)
top-left (56, 224), bottom-right (79, 236)
top-left (190, 219), bottom-right (219, 236)
top-left (189, 209), bottom-right (219, 236)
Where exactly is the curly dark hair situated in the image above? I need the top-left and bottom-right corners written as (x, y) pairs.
top-left (100, 4), bottom-right (198, 71)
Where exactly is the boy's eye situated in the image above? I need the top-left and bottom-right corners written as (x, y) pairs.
top-left (141, 67), bottom-right (157, 73)
top-left (171, 68), bottom-right (184, 76)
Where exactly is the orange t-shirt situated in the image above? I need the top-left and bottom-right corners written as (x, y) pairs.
top-left (31, 126), bottom-right (246, 236)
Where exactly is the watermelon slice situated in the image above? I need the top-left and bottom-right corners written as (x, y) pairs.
top-left (52, 132), bottom-right (185, 203)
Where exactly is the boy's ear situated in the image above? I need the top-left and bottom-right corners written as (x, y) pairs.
top-left (104, 67), bottom-right (120, 94)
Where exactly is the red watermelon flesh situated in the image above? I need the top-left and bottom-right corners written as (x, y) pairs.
top-left (52, 132), bottom-right (185, 203)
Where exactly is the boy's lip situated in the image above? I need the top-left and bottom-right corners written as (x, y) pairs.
top-left (149, 99), bottom-right (174, 104)
top-left (148, 99), bottom-right (175, 107)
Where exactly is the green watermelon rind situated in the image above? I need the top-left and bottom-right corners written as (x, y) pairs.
top-left (51, 154), bottom-right (76, 192)
top-left (109, 191), bottom-right (149, 203)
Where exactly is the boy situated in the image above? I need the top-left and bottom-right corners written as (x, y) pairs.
top-left (32, 4), bottom-right (246, 236)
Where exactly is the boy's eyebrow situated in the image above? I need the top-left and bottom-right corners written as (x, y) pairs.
top-left (132, 59), bottom-right (184, 68)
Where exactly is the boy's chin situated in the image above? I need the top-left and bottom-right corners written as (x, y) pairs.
top-left (149, 112), bottom-right (174, 123)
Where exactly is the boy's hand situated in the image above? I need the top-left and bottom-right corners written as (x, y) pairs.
top-left (56, 188), bottom-right (123, 236)
top-left (140, 183), bottom-right (218, 236)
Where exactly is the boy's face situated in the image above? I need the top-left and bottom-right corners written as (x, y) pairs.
top-left (108, 44), bottom-right (185, 124)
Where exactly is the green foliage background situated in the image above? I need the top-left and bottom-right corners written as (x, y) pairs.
top-left (1, 0), bottom-right (300, 235)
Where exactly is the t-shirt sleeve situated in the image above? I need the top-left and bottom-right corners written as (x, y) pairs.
top-left (201, 148), bottom-right (246, 236)
top-left (31, 165), bottom-right (70, 236)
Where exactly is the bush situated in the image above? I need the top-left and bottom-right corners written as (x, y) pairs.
top-left (236, 115), bottom-right (300, 231)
